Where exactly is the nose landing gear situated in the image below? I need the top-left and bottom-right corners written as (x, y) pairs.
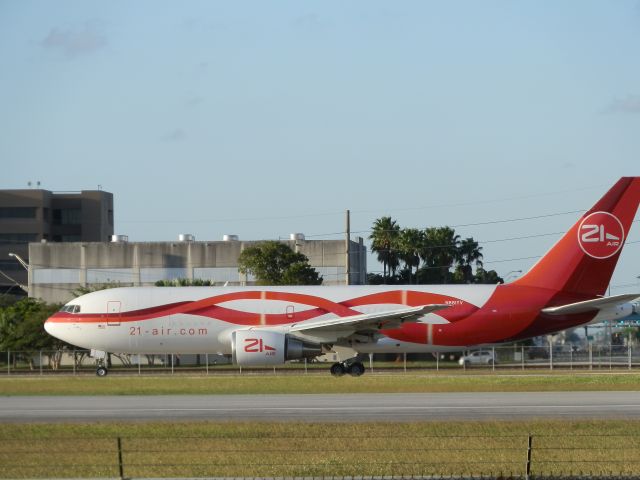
top-left (91, 349), bottom-right (109, 377)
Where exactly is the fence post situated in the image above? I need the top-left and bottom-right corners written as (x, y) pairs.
top-left (171, 354), bottom-right (174, 375)
top-left (522, 345), bottom-right (525, 370)
top-left (436, 352), bottom-right (439, 371)
top-left (526, 434), bottom-right (532, 480)
top-left (492, 347), bottom-right (495, 372)
top-left (549, 339), bottom-right (553, 371)
top-left (206, 354), bottom-right (209, 375)
top-left (7, 351), bottom-right (9, 375)
top-left (589, 342), bottom-right (593, 370)
top-left (570, 348), bottom-right (573, 370)
top-left (138, 355), bottom-right (141, 376)
top-left (39, 350), bottom-right (43, 376)
top-left (116, 436), bottom-right (124, 479)
top-left (609, 344), bottom-right (612, 370)
top-left (629, 344), bottom-right (632, 370)
top-left (304, 357), bottom-right (307, 374)
top-left (73, 349), bottom-right (76, 375)
top-left (403, 352), bottom-right (407, 373)
top-left (369, 353), bottom-right (373, 373)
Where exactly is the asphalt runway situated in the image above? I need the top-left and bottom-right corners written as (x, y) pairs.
top-left (1, 391), bottom-right (640, 422)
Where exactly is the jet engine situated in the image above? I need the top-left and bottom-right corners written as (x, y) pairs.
top-left (231, 330), bottom-right (322, 366)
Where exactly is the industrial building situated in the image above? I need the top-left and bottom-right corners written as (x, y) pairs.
top-left (0, 189), bottom-right (114, 295)
top-left (28, 234), bottom-right (367, 303)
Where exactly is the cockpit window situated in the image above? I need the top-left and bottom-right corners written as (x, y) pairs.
top-left (59, 305), bottom-right (80, 313)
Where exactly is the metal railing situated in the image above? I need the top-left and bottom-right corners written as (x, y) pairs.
top-left (1, 344), bottom-right (640, 375)
top-left (2, 434), bottom-right (640, 478)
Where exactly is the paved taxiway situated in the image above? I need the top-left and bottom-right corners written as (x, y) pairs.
top-left (2, 391), bottom-right (640, 422)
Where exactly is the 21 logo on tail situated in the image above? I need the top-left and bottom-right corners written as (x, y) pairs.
top-left (578, 211), bottom-right (625, 259)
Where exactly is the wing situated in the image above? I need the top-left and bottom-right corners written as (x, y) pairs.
top-left (289, 304), bottom-right (449, 337)
top-left (541, 293), bottom-right (640, 315)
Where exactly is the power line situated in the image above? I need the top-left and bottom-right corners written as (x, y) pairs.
top-left (115, 185), bottom-right (606, 226)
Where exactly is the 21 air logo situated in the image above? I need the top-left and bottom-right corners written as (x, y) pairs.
top-left (577, 211), bottom-right (625, 259)
top-left (244, 338), bottom-right (276, 355)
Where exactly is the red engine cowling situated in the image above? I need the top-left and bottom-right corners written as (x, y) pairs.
top-left (232, 330), bottom-right (321, 366)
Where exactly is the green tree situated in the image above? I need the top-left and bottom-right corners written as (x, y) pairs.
top-left (0, 298), bottom-right (62, 352)
top-left (369, 217), bottom-right (401, 283)
top-left (420, 227), bottom-right (460, 284)
top-left (455, 237), bottom-right (484, 284)
top-left (238, 241), bottom-right (322, 285)
top-left (474, 267), bottom-right (504, 284)
top-left (398, 228), bottom-right (424, 284)
top-left (0, 298), bottom-right (67, 369)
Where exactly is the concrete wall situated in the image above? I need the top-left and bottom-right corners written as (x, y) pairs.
top-left (29, 239), bottom-right (367, 303)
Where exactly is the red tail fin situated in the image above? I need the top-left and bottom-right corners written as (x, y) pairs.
top-left (513, 177), bottom-right (640, 297)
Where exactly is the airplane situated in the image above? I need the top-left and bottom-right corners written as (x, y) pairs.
top-left (45, 177), bottom-right (640, 377)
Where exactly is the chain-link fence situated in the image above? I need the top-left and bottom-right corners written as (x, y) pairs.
top-left (1, 344), bottom-right (640, 375)
top-left (2, 434), bottom-right (640, 478)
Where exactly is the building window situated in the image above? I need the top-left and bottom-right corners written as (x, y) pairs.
top-left (53, 208), bottom-right (82, 225)
top-left (0, 233), bottom-right (38, 243)
top-left (0, 207), bottom-right (37, 219)
top-left (60, 235), bottom-right (81, 242)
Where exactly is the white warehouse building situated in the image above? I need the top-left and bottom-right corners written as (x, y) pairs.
top-left (28, 234), bottom-right (367, 304)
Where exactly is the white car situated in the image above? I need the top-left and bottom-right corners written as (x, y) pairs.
top-left (459, 350), bottom-right (496, 366)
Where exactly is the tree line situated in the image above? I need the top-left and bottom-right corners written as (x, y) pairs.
top-left (369, 216), bottom-right (503, 285)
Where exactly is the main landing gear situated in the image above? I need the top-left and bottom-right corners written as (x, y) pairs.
top-left (330, 361), bottom-right (365, 377)
top-left (96, 366), bottom-right (108, 377)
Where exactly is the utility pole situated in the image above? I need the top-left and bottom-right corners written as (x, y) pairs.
top-left (345, 209), bottom-right (350, 285)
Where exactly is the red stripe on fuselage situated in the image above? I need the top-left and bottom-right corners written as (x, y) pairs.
top-left (45, 290), bottom-right (478, 326)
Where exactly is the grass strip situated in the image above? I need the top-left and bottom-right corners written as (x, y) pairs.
top-left (1, 420), bottom-right (639, 478)
top-left (1, 371), bottom-right (640, 396)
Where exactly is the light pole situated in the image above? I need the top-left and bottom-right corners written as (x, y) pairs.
top-left (8, 253), bottom-right (29, 271)
top-left (6, 253), bottom-right (29, 294)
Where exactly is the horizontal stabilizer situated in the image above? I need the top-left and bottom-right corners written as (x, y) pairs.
top-left (541, 294), bottom-right (640, 316)
top-left (289, 304), bottom-right (449, 335)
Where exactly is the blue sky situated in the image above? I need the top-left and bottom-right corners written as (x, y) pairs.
top-left (1, 1), bottom-right (639, 291)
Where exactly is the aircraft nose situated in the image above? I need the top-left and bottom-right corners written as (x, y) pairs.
top-left (44, 317), bottom-right (57, 336)
top-left (44, 316), bottom-right (68, 343)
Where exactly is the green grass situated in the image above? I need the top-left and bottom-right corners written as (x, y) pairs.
top-left (1, 420), bottom-right (639, 478)
top-left (1, 371), bottom-right (640, 395)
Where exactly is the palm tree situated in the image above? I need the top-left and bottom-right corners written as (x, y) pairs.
top-left (421, 227), bottom-right (460, 284)
top-left (398, 228), bottom-right (424, 284)
top-left (369, 217), bottom-right (401, 284)
top-left (456, 237), bottom-right (483, 283)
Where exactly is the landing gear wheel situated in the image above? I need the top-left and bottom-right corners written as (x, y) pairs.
top-left (347, 361), bottom-right (365, 377)
top-left (330, 362), bottom-right (346, 376)
top-left (96, 366), bottom-right (108, 377)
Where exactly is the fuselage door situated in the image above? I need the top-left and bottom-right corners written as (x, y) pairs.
top-left (107, 301), bottom-right (121, 326)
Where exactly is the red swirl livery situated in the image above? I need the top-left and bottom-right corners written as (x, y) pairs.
top-left (45, 177), bottom-right (640, 376)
